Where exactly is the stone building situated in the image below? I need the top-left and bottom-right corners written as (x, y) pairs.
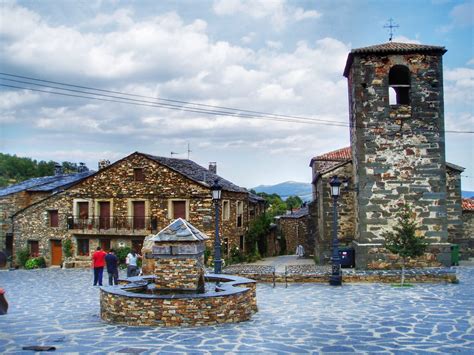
top-left (0, 167), bottom-right (93, 261)
top-left (308, 42), bottom-right (471, 269)
top-left (461, 198), bottom-right (474, 258)
top-left (309, 146), bottom-right (464, 266)
top-left (276, 206), bottom-right (310, 256)
top-left (11, 152), bottom-right (264, 267)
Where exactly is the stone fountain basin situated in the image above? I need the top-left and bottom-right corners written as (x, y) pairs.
top-left (100, 274), bottom-right (257, 327)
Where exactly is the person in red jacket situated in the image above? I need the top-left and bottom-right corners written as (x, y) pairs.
top-left (91, 246), bottom-right (107, 286)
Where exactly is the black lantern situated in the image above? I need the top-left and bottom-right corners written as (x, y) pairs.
top-left (211, 179), bottom-right (222, 274)
top-left (329, 175), bottom-right (342, 286)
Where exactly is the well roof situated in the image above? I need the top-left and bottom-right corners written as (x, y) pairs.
top-left (150, 218), bottom-right (209, 242)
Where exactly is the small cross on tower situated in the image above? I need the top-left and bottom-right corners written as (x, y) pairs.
top-left (384, 18), bottom-right (399, 42)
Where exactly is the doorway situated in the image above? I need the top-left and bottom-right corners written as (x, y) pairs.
top-left (51, 240), bottom-right (62, 266)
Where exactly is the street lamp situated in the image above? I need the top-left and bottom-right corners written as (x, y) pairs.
top-left (329, 175), bottom-right (342, 286)
top-left (211, 179), bottom-right (222, 274)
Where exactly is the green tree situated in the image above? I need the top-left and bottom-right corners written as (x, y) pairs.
top-left (245, 214), bottom-right (272, 256)
top-left (286, 195), bottom-right (303, 210)
top-left (258, 192), bottom-right (287, 217)
top-left (383, 204), bottom-right (428, 285)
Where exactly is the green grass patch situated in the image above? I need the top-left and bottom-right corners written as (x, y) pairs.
top-left (391, 283), bottom-right (414, 287)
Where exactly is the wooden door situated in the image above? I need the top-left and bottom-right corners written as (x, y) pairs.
top-left (133, 201), bottom-right (145, 229)
top-left (51, 240), bottom-right (62, 266)
top-left (99, 202), bottom-right (110, 229)
top-left (78, 202), bottom-right (89, 228)
top-left (173, 201), bottom-right (186, 219)
top-left (100, 239), bottom-right (111, 252)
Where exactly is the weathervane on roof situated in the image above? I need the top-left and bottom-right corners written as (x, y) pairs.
top-left (384, 18), bottom-right (399, 42)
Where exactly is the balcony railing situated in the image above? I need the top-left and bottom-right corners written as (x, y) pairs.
top-left (67, 216), bottom-right (158, 232)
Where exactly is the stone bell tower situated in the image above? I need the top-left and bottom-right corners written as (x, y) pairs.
top-left (343, 42), bottom-right (451, 268)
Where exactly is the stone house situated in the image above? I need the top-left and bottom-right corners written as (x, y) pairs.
top-left (0, 166), bottom-right (92, 261)
top-left (461, 198), bottom-right (474, 258)
top-left (306, 40), bottom-right (470, 269)
top-left (275, 206), bottom-right (310, 256)
top-left (11, 152), bottom-right (264, 267)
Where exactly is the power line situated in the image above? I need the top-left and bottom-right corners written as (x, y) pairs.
top-left (0, 72), bottom-right (346, 126)
top-left (1, 72), bottom-right (473, 134)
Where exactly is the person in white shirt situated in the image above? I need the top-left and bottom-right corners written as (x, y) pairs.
top-left (126, 250), bottom-right (142, 277)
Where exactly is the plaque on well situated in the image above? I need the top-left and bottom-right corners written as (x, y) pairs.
top-left (153, 245), bottom-right (171, 255)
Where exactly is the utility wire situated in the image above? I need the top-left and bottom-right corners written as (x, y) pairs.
top-left (0, 72), bottom-right (346, 126)
top-left (1, 73), bottom-right (473, 134)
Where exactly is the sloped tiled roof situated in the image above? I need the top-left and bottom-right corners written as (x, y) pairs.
top-left (150, 218), bottom-right (209, 242)
top-left (249, 192), bottom-right (265, 203)
top-left (0, 171), bottom-right (94, 197)
top-left (344, 42), bottom-right (447, 77)
top-left (141, 153), bottom-right (247, 193)
top-left (312, 147), bottom-right (352, 162)
top-left (462, 198), bottom-right (474, 211)
top-left (279, 205), bottom-right (309, 219)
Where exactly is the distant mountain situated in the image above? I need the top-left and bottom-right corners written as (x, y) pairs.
top-left (252, 181), bottom-right (312, 201)
top-left (462, 191), bottom-right (474, 198)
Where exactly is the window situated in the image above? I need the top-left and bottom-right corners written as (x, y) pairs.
top-left (49, 210), bottom-right (59, 227)
top-left (172, 200), bottom-right (186, 219)
top-left (222, 200), bottom-right (230, 220)
top-left (389, 65), bottom-right (410, 105)
top-left (77, 238), bottom-right (89, 256)
top-left (28, 240), bottom-right (39, 257)
top-left (100, 239), bottom-right (111, 252)
top-left (236, 201), bottom-right (244, 227)
top-left (133, 201), bottom-right (145, 229)
top-left (132, 239), bottom-right (144, 254)
top-left (134, 168), bottom-right (145, 182)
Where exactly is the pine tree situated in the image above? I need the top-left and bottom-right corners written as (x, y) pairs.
top-left (383, 204), bottom-right (428, 285)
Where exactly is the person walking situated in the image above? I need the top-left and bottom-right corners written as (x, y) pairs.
top-left (105, 249), bottom-right (119, 286)
top-left (91, 246), bottom-right (107, 286)
top-left (126, 250), bottom-right (141, 277)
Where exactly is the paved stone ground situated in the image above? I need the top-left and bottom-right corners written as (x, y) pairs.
top-left (1, 267), bottom-right (473, 354)
top-left (246, 255), bottom-right (315, 273)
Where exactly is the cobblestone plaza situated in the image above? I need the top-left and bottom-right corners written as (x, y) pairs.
top-left (1, 267), bottom-right (473, 353)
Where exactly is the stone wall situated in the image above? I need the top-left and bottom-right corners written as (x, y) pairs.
top-left (348, 52), bottom-right (450, 268)
top-left (313, 163), bottom-right (355, 264)
top-left (12, 153), bottom-right (254, 266)
top-left (279, 215), bottom-right (309, 256)
top-left (462, 210), bottom-right (474, 258)
top-left (100, 281), bottom-right (257, 327)
top-left (0, 191), bottom-right (50, 256)
top-left (151, 256), bottom-right (205, 291)
top-left (446, 169), bottom-right (463, 245)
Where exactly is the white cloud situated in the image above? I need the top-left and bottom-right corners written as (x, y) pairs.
top-left (444, 67), bottom-right (474, 104)
top-left (467, 58), bottom-right (474, 65)
top-left (241, 32), bottom-right (256, 44)
top-left (450, 2), bottom-right (474, 26)
top-left (213, 0), bottom-right (321, 30)
top-left (266, 40), bottom-right (282, 49)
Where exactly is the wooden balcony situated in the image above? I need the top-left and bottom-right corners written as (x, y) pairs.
top-left (67, 216), bottom-right (158, 235)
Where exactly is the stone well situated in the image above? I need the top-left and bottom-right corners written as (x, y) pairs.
top-left (100, 219), bottom-right (257, 327)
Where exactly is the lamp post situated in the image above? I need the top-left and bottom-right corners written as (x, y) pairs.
top-left (211, 179), bottom-right (222, 274)
top-left (329, 175), bottom-right (342, 286)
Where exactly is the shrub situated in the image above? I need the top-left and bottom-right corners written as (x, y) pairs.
top-left (204, 246), bottom-right (212, 265)
top-left (62, 238), bottom-right (73, 258)
top-left (16, 248), bottom-right (30, 267)
top-left (25, 258), bottom-right (39, 270)
top-left (116, 246), bottom-right (131, 265)
top-left (35, 256), bottom-right (46, 268)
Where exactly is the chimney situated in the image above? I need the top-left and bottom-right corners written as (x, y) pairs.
top-left (98, 159), bottom-right (111, 170)
top-left (54, 163), bottom-right (63, 176)
top-left (209, 162), bottom-right (217, 174)
top-left (77, 162), bottom-right (89, 173)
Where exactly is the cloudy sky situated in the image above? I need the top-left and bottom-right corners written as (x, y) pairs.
top-left (1, 0), bottom-right (473, 190)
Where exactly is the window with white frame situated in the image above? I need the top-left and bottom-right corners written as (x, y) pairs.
top-left (222, 200), bottom-right (230, 220)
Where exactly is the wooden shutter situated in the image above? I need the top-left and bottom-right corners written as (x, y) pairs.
top-left (173, 201), bottom-right (186, 219)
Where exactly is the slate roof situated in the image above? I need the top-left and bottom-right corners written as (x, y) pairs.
top-left (141, 153), bottom-right (248, 193)
top-left (462, 198), bottom-right (474, 212)
top-left (150, 218), bottom-right (209, 242)
top-left (249, 193), bottom-right (265, 203)
top-left (278, 205), bottom-right (309, 219)
top-left (446, 162), bottom-right (465, 173)
top-left (0, 171), bottom-right (94, 197)
top-left (344, 42), bottom-right (447, 77)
